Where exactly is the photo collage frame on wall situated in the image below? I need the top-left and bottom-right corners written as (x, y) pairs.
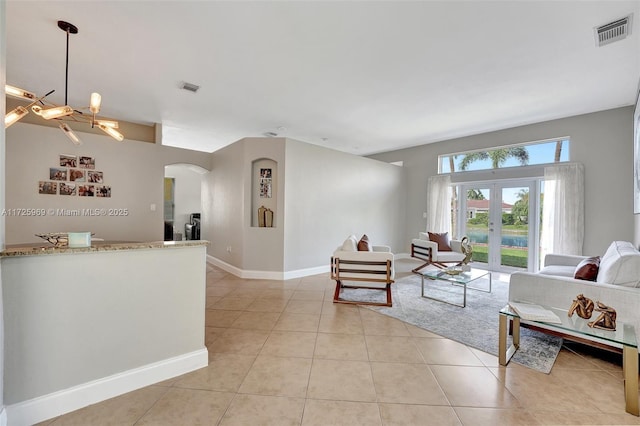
top-left (39, 154), bottom-right (111, 197)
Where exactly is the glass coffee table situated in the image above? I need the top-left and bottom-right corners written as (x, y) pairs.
top-left (415, 268), bottom-right (491, 308)
top-left (499, 304), bottom-right (638, 416)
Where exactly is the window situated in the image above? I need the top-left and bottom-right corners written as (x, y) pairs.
top-left (439, 138), bottom-right (569, 174)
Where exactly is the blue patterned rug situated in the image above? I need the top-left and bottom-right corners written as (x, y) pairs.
top-left (341, 271), bottom-right (562, 373)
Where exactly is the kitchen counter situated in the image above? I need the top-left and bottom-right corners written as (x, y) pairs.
top-left (0, 239), bottom-right (208, 257)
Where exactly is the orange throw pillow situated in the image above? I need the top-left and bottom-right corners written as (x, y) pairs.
top-left (357, 234), bottom-right (372, 251)
top-left (428, 232), bottom-right (452, 252)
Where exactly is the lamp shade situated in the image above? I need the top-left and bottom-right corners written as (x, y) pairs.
top-left (33, 105), bottom-right (74, 120)
top-left (5, 85), bottom-right (36, 101)
top-left (98, 124), bottom-right (124, 142)
top-left (59, 123), bottom-right (82, 145)
top-left (90, 92), bottom-right (101, 114)
top-left (5, 106), bottom-right (29, 128)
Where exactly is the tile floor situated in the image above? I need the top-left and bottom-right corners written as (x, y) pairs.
top-left (38, 263), bottom-right (640, 425)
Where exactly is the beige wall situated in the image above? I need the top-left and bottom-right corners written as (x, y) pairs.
top-left (369, 106), bottom-right (635, 256)
top-left (5, 123), bottom-right (210, 244)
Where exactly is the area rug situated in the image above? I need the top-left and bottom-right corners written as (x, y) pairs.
top-left (339, 272), bottom-right (563, 373)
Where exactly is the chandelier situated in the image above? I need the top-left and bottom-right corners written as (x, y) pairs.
top-left (4, 20), bottom-right (124, 145)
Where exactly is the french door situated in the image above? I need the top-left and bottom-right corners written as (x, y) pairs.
top-left (458, 180), bottom-right (539, 272)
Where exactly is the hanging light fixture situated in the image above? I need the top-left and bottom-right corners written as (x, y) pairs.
top-left (4, 20), bottom-right (124, 144)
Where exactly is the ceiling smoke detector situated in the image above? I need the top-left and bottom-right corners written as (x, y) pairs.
top-left (595, 14), bottom-right (633, 47)
top-left (180, 82), bottom-right (200, 93)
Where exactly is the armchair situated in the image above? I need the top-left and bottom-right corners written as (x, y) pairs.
top-left (331, 235), bottom-right (395, 306)
top-left (411, 232), bottom-right (466, 272)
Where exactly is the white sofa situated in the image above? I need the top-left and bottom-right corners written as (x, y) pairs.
top-left (509, 241), bottom-right (640, 337)
top-left (331, 235), bottom-right (395, 306)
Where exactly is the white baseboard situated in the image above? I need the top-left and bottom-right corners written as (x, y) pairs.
top-left (207, 255), bottom-right (329, 280)
top-left (6, 348), bottom-right (208, 426)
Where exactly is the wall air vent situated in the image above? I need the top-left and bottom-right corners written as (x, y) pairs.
top-left (180, 82), bottom-right (200, 93)
top-left (263, 132), bottom-right (278, 137)
top-left (595, 14), bottom-right (633, 47)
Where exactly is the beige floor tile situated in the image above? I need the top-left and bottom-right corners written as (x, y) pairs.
top-left (405, 323), bottom-right (444, 338)
top-left (205, 326), bottom-right (226, 347)
top-left (219, 394), bottom-right (305, 426)
top-left (204, 309), bottom-right (243, 327)
top-left (490, 364), bottom-right (603, 413)
top-left (259, 288), bottom-right (294, 299)
top-left (274, 312), bottom-right (320, 332)
top-left (432, 365), bottom-right (520, 408)
top-left (245, 297), bottom-right (289, 312)
top-left (552, 347), bottom-right (606, 370)
top-left (297, 281), bottom-right (333, 292)
top-left (371, 362), bottom-right (449, 405)
top-left (261, 330), bottom-right (317, 358)
top-left (208, 328), bottom-right (270, 355)
top-left (307, 359), bottom-right (377, 402)
top-left (48, 386), bottom-right (168, 426)
top-left (379, 403), bottom-right (462, 426)
top-left (468, 347), bottom-right (501, 368)
top-left (285, 299), bottom-right (324, 314)
top-left (205, 286), bottom-right (235, 297)
top-left (318, 312), bottom-right (364, 334)
top-left (414, 337), bottom-right (484, 366)
top-left (454, 407), bottom-right (542, 426)
top-left (365, 335), bottom-right (424, 363)
top-left (205, 296), bottom-right (223, 308)
top-left (266, 279), bottom-right (300, 290)
top-left (136, 387), bottom-right (234, 425)
top-left (562, 342), bottom-right (623, 372)
top-left (230, 311), bottom-right (281, 330)
top-left (226, 287), bottom-right (263, 298)
top-left (210, 297), bottom-right (256, 310)
top-left (302, 399), bottom-right (382, 426)
top-left (314, 332), bottom-right (369, 361)
top-left (358, 309), bottom-right (411, 336)
top-left (238, 355), bottom-right (312, 397)
top-left (320, 300), bottom-right (360, 316)
top-left (291, 289), bottom-right (326, 300)
top-left (174, 353), bottom-right (256, 392)
top-left (530, 410), bottom-right (640, 425)
top-left (551, 368), bottom-right (628, 414)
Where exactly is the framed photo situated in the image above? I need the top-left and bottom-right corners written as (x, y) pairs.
top-left (260, 168), bottom-right (272, 179)
top-left (49, 168), bottom-right (67, 181)
top-left (59, 183), bottom-right (76, 196)
top-left (96, 185), bottom-right (111, 198)
top-left (38, 181), bottom-right (57, 195)
top-left (78, 185), bottom-right (95, 197)
top-left (634, 88), bottom-right (640, 213)
top-left (79, 156), bottom-right (95, 169)
top-left (88, 171), bottom-right (104, 183)
top-left (69, 169), bottom-right (85, 182)
top-left (260, 180), bottom-right (272, 198)
top-left (60, 154), bottom-right (77, 168)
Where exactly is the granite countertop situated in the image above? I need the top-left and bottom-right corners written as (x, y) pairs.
top-left (0, 240), bottom-right (209, 257)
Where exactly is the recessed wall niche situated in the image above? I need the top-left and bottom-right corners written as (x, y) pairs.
top-left (251, 158), bottom-right (277, 227)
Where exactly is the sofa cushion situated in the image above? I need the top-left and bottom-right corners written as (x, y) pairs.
top-left (357, 234), bottom-right (372, 251)
top-left (428, 232), bottom-right (452, 252)
top-left (574, 256), bottom-right (600, 281)
top-left (539, 265), bottom-right (576, 277)
top-left (597, 241), bottom-right (640, 287)
top-left (341, 235), bottom-right (358, 252)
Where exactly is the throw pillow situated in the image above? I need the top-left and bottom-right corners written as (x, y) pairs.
top-left (574, 256), bottom-right (600, 281)
top-left (358, 234), bottom-right (372, 251)
top-left (428, 232), bottom-right (452, 252)
top-left (341, 235), bottom-right (358, 252)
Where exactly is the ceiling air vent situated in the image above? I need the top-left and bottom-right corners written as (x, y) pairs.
top-left (263, 132), bottom-right (278, 137)
top-left (595, 14), bottom-right (633, 47)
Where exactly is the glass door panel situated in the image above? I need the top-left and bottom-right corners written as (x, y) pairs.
top-left (463, 187), bottom-right (491, 268)
top-left (499, 186), bottom-right (530, 272)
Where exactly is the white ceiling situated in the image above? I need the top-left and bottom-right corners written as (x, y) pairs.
top-left (5, 1), bottom-right (640, 155)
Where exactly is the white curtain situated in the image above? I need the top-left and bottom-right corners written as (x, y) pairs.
top-left (426, 175), bottom-right (452, 233)
top-left (540, 163), bottom-right (584, 261)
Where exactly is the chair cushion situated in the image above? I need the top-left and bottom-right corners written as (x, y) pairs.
top-left (341, 235), bottom-right (358, 252)
top-left (597, 241), bottom-right (640, 287)
top-left (539, 265), bottom-right (576, 277)
top-left (357, 234), bottom-right (372, 251)
top-left (574, 256), bottom-right (600, 281)
top-left (428, 232), bottom-right (452, 252)
top-left (435, 252), bottom-right (465, 263)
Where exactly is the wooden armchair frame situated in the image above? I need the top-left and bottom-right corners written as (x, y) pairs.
top-left (331, 257), bottom-right (394, 307)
